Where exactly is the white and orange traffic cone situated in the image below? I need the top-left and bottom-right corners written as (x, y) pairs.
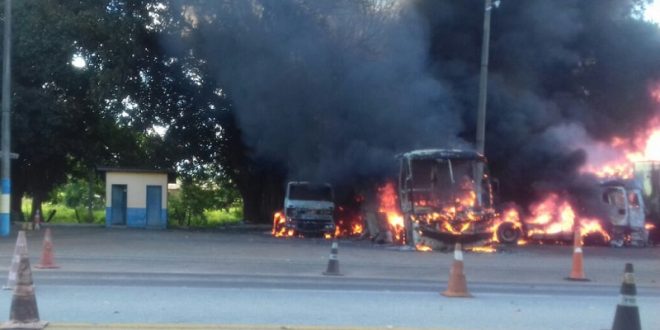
top-left (442, 242), bottom-right (472, 297)
top-left (3, 231), bottom-right (28, 290)
top-left (565, 226), bottom-right (589, 281)
top-left (35, 228), bottom-right (59, 269)
top-left (1, 253), bottom-right (48, 329)
top-left (322, 241), bottom-right (341, 276)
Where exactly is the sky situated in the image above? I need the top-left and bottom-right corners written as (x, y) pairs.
top-left (646, 0), bottom-right (660, 23)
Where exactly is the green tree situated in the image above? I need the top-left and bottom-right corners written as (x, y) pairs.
top-left (2, 0), bottom-right (211, 219)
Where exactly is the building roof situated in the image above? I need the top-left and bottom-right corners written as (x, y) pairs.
top-left (97, 167), bottom-right (176, 183)
top-left (398, 149), bottom-right (485, 161)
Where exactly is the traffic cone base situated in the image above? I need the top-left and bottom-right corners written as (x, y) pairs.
top-left (442, 243), bottom-right (472, 298)
top-left (612, 305), bottom-right (641, 330)
top-left (611, 263), bottom-right (641, 330)
top-left (565, 277), bottom-right (590, 282)
top-left (0, 320), bottom-right (49, 329)
top-left (0, 254), bottom-right (47, 330)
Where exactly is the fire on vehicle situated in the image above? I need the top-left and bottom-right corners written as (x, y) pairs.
top-left (396, 149), bottom-right (498, 248)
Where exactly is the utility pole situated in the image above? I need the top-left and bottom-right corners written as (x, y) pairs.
top-left (476, 0), bottom-right (495, 155)
top-left (475, 0), bottom-right (497, 207)
top-left (1, 0), bottom-right (12, 236)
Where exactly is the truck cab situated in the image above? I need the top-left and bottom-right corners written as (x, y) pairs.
top-left (601, 181), bottom-right (648, 247)
top-left (397, 149), bottom-right (497, 247)
top-left (282, 182), bottom-right (336, 236)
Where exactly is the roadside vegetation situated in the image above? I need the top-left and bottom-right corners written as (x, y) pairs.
top-left (17, 178), bottom-right (243, 228)
top-left (168, 179), bottom-right (243, 228)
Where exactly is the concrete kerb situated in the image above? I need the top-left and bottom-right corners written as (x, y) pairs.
top-left (45, 324), bottom-right (460, 330)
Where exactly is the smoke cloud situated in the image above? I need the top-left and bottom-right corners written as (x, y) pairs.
top-left (189, 0), bottom-right (466, 184)
top-left (183, 0), bottom-right (660, 209)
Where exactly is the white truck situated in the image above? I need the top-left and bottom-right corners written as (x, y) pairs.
top-left (600, 180), bottom-right (649, 247)
top-left (280, 182), bottom-right (336, 236)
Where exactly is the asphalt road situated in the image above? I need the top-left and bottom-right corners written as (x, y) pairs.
top-left (0, 226), bottom-right (657, 329)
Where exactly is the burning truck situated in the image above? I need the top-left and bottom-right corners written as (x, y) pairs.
top-left (271, 149), bottom-right (658, 249)
top-left (396, 149), bottom-right (498, 248)
top-left (634, 161), bottom-right (660, 243)
top-left (272, 182), bottom-right (336, 237)
top-left (393, 148), bottom-right (654, 249)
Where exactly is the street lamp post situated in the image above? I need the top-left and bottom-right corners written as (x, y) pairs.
top-left (1, 0), bottom-right (12, 236)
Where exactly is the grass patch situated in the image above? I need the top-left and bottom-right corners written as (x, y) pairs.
top-left (21, 200), bottom-right (105, 224)
top-left (168, 207), bottom-right (243, 228)
top-left (204, 207), bottom-right (243, 226)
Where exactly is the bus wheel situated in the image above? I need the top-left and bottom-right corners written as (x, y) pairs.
top-left (497, 222), bottom-right (521, 244)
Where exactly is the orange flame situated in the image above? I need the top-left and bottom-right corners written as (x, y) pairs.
top-left (524, 194), bottom-right (610, 240)
top-left (415, 244), bottom-right (432, 252)
top-left (583, 116), bottom-right (660, 178)
top-left (491, 207), bottom-right (523, 243)
top-left (378, 182), bottom-right (406, 243)
top-left (333, 203), bottom-right (364, 238)
top-left (272, 211), bottom-right (295, 238)
top-left (467, 246), bottom-right (497, 253)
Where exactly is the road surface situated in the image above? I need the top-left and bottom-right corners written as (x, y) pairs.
top-left (0, 226), bottom-right (657, 329)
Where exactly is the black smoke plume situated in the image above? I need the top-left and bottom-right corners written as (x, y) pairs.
top-left (181, 0), bottom-right (660, 213)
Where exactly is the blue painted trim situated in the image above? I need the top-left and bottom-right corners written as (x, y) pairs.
top-left (105, 207), bottom-right (168, 229)
top-left (1, 177), bottom-right (10, 236)
top-left (127, 208), bottom-right (146, 228)
top-left (0, 214), bottom-right (9, 236)
top-left (1, 179), bottom-right (10, 193)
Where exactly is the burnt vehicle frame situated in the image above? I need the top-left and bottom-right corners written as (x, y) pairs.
top-left (397, 149), bottom-right (498, 246)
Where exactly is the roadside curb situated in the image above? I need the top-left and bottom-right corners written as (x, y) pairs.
top-left (45, 324), bottom-right (459, 330)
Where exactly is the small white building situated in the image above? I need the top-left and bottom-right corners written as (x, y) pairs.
top-left (98, 167), bottom-right (174, 229)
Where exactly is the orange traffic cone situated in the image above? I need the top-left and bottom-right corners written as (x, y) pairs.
top-left (442, 242), bottom-right (472, 297)
top-left (565, 227), bottom-right (589, 281)
top-left (322, 241), bottom-right (342, 276)
top-left (0, 253), bottom-right (48, 329)
top-left (35, 228), bottom-right (59, 269)
top-left (3, 231), bottom-right (28, 290)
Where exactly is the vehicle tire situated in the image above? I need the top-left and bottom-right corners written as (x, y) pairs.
top-left (496, 222), bottom-right (521, 244)
top-left (583, 232), bottom-right (608, 246)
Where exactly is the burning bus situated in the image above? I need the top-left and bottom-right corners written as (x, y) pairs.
top-left (397, 149), bottom-right (498, 248)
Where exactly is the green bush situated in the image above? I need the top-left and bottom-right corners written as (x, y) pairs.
top-left (168, 180), bottom-right (242, 227)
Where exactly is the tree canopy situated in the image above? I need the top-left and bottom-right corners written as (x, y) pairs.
top-left (1, 0), bottom-right (659, 222)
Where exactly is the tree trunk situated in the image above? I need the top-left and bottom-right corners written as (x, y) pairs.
top-left (239, 171), bottom-right (285, 224)
top-left (30, 191), bottom-right (46, 222)
top-left (87, 170), bottom-right (95, 223)
top-left (10, 187), bottom-right (24, 222)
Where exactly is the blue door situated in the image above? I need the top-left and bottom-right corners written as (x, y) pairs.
top-left (111, 185), bottom-right (127, 225)
top-left (146, 185), bottom-right (162, 227)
